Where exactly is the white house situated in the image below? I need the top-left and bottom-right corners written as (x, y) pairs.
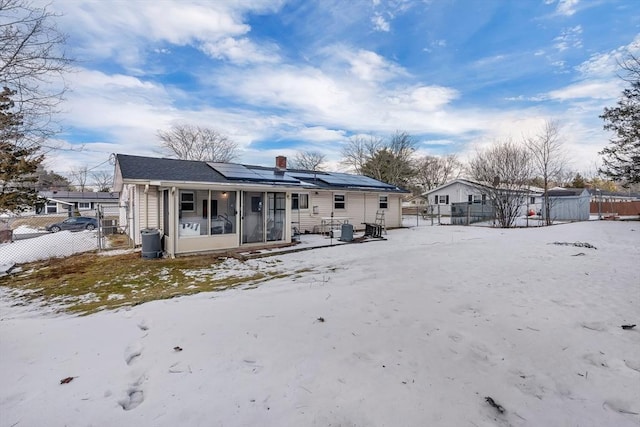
top-left (36, 191), bottom-right (120, 215)
top-left (422, 179), bottom-right (492, 216)
top-left (402, 195), bottom-right (427, 212)
top-left (114, 154), bottom-right (409, 257)
top-left (423, 179), bottom-right (543, 217)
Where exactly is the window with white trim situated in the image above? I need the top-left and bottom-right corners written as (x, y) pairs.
top-left (180, 191), bottom-right (195, 212)
top-left (435, 195), bottom-right (449, 205)
top-left (379, 195), bottom-right (388, 209)
top-left (291, 193), bottom-right (309, 210)
top-left (46, 201), bottom-right (57, 214)
top-left (468, 194), bottom-right (485, 204)
top-left (334, 194), bottom-right (345, 210)
top-left (78, 202), bottom-right (91, 210)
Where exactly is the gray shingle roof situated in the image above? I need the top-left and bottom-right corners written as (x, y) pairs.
top-left (117, 154), bottom-right (226, 183)
top-left (117, 154), bottom-right (409, 193)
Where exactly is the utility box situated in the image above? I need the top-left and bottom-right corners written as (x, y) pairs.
top-left (340, 223), bottom-right (354, 242)
top-left (141, 229), bottom-right (162, 259)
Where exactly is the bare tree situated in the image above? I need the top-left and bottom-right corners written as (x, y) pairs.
top-left (1, 0), bottom-right (72, 150)
top-left (340, 135), bottom-right (382, 174)
top-left (158, 124), bottom-right (239, 162)
top-left (92, 170), bottom-right (113, 192)
top-left (412, 154), bottom-right (462, 192)
top-left (556, 169), bottom-right (576, 187)
top-left (618, 53), bottom-right (640, 83)
top-left (69, 165), bottom-right (89, 192)
top-left (467, 139), bottom-right (533, 228)
top-left (525, 120), bottom-right (568, 225)
top-left (291, 150), bottom-right (326, 171)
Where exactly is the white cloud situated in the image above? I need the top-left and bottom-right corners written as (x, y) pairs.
top-left (201, 37), bottom-right (280, 64)
top-left (577, 34), bottom-right (640, 78)
top-left (554, 25), bottom-right (582, 52)
top-left (556, 0), bottom-right (580, 16)
top-left (387, 85), bottom-right (459, 111)
top-left (547, 80), bottom-right (622, 100)
top-left (52, 0), bottom-right (284, 69)
top-left (372, 13), bottom-right (390, 32)
top-left (347, 49), bottom-right (407, 82)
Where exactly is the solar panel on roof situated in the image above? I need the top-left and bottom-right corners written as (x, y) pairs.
top-left (208, 162), bottom-right (301, 183)
top-left (287, 171), bottom-right (328, 180)
top-left (250, 169), bottom-right (299, 183)
top-left (318, 173), bottom-right (395, 188)
top-left (208, 163), bottom-right (257, 179)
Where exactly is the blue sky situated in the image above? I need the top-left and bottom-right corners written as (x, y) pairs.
top-left (43, 0), bottom-right (639, 179)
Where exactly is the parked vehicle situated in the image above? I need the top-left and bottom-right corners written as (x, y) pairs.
top-left (46, 217), bottom-right (98, 232)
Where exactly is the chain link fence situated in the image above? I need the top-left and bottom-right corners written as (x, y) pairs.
top-left (0, 204), bottom-right (133, 271)
top-left (451, 202), bottom-right (495, 225)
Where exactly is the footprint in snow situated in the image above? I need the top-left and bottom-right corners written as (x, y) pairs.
top-left (137, 319), bottom-right (150, 331)
top-left (580, 321), bottom-right (607, 332)
top-left (583, 353), bottom-right (608, 368)
top-left (119, 387), bottom-right (144, 411)
top-left (624, 359), bottom-right (640, 373)
top-left (124, 342), bottom-right (143, 365)
top-left (603, 399), bottom-right (640, 416)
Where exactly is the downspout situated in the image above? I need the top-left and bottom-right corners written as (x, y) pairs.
top-left (157, 189), bottom-right (161, 230)
top-left (171, 187), bottom-right (177, 258)
top-left (144, 184), bottom-right (149, 229)
top-left (363, 193), bottom-right (367, 227)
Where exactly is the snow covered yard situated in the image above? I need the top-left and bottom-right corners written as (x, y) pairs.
top-left (0, 221), bottom-right (639, 426)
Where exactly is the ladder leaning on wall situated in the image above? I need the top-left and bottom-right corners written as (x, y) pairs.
top-left (375, 210), bottom-right (387, 235)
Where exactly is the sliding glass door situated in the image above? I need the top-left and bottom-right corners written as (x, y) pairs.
top-left (242, 191), bottom-right (286, 244)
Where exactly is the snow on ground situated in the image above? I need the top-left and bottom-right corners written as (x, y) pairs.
top-left (0, 230), bottom-right (98, 266)
top-left (1, 221), bottom-right (639, 427)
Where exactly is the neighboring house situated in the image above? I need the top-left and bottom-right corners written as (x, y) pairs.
top-left (423, 178), bottom-right (543, 217)
top-left (542, 188), bottom-right (590, 222)
top-left (114, 154), bottom-right (409, 257)
top-left (401, 195), bottom-right (427, 212)
top-left (587, 188), bottom-right (640, 203)
top-left (36, 191), bottom-right (120, 215)
top-left (422, 179), bottom-right (492, 216)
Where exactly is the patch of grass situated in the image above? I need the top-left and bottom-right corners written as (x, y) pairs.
top-left (1, 251), bottom-right (299, 315)
top-left (105, 233), bottom-right (132, 248)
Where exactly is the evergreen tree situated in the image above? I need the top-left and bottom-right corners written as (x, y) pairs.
top-left (599, 55), bottom-right (640, 186)
top-left (0, 87), bottom-right (44, 213)
top-left (360, 132), bottom-right (416, 188)
top-left (571, 173), bottom-right (586, 188)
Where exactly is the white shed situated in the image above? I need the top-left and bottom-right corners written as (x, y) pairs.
top-left (542, 188), bottom-right (590, 222)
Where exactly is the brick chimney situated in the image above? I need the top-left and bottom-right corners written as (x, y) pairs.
top-left (275, 156), bottom-right (287, 173)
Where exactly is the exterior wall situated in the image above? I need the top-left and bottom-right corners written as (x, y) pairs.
top-left (545, 194), bottom-right (590, 221)
top-left (127, 185), bottom-right (161, 246)
top-left (125, 181), bottom-right (407, 255)
top-left (291, 190), bottom-right (404, 232)
top-left (426, 182), bottom-right (487, 216)
top-left (122, 186), bottom-right (134, 241)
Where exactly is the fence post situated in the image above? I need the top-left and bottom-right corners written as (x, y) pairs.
top-left (96, 206), bottom-right (102, 251)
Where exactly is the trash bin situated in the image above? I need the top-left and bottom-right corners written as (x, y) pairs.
top-left (340, 223), bottom-right (353, 242)
top-left (141, 229), bottom-right (162, 259)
